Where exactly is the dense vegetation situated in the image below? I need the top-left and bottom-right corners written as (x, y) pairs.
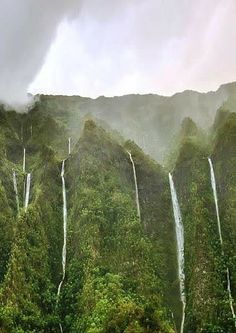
top-left (0, 96), bottom-right (235, 332)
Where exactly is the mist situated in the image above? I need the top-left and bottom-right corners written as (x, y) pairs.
top-left (1, 0), bottom-right (236, 110)
top-left (30, 0), bottom-right (236, 98)
top-left (0, 0), bottom-right (80, 110)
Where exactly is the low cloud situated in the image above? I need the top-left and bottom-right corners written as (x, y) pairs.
top-left (1, 0), bottom-right (236, 109)
top-left (30, 0), bottom-right (236, 97)
top-left (0, 0), bottom-right (80, 110)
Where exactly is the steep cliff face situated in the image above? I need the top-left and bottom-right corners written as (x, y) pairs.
top-left (0, 112), bottom-right (175, 332)
top-left (212, 111), bottom-right (236, 305)
top-left (0, 102), bottom-right (235, 332)
top-left (123, 141), bottom-right (180, 327)
top-left (170, 113), bottom-right (236, 332)
top-left (61, 121), bottom-right (175, 332)
top-left (0, 121), bottom-right (64, 332)
top-left (173, 140), bottom-right (230, 332)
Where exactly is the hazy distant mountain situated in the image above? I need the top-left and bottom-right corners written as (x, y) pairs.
top-left (37, 81), bottom-right (236, 161)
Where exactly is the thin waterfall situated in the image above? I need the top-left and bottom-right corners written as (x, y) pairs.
top-left (57, 160), bottom-right (67, 333)
top-left (208, 158), bottom-right (223, 244)
top-left (13, 171), bottom-right (20, 213)
top-left (127, 151), bottom-right (141, 220)
top-left (208, 157), bottom-right (236, 325)
top-left (21, 124), bottom-right (23, 142)
top-left (24, 173), bottom-right (31, 211)
top-left (23, 148), bottom-right (26, 203)
top-left (23, 148), bottom-right (26, 173)
top-left (169, 173), bottom-right (186, 333)
top-left (226, 267), bottom-right (236, 323)
top-left (68, 137), bottom-right (71, 155)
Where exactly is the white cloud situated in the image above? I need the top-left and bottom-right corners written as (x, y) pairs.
top-left (0, 0), bottom-right (80, 108)
top-left (30, 0), bottom-right (236, 97)
top-left (1, 0), bottom-right (236, 106)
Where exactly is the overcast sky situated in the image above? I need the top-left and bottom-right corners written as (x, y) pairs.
top-left (1, 0), bottom-right (236, 107)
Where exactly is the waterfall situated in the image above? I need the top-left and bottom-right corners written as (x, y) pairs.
top-left (226, 268), bottom-right (236, 323)
top-left (24, 173), bottom-right (31, 211)
top-left (13, 171), bottom-right (20, 213)
top-left (127, 151), bottom-right (141, 220)
top-left (57, 160), bottom-right (68, 333)
top-left (21, 124), bottom-right (23, 142)
top-left (208, 157), bottom-right (236, 325)
top-left (23, 148), bottom-right (26, 173)
top-left (68, 137), bottom-right (71, 155)
top-left (57, 160), bottom-right (67, 297)
top-left (169, 173), bottom-right (186, 333)
top-left (208, 158), bottom-right (223, 244)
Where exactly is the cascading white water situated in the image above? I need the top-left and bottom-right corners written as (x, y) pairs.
top-left (208, 157), bottom-right (236, 325)
top-left (208, 158), bottom-right (223, 244)
top-left (226, 267), bottom-right (236, 323)
top-left (68, 137), bottom-right (71, 155)
top-left (127, 151), bottom-right (141, 219)
top-left (23, 148), bottom-right (26, 173)
top-left (24, 173), bottom-right (31, 211)
top-left (13, 171), bottom-right (20, 213)
top-left (57, 160), bottom-right (68, 333)
top-left (169, 173), bottom-right (186, 333)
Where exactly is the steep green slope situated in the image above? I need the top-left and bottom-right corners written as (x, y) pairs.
top-left (59, 120), bottom-right (175, 332)
top-left (211, 110), bottom-right (236, 307)
top-left (0, 110), bottom-right (67, 332)
top-left (0, 112), bottom-right (176, 332)
top-left (124, 141), bottom-right (180, 328)
top-left (173, 141), bottom-right (232, 331)
top-left (0, 103), bottom-right (235, 332)
top-left (165, 117), bottom-right (206, 169)
top-left (170, 113), bottom-right (236, 332)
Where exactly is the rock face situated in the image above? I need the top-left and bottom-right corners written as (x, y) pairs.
top-left (0, 93), bottom-right (235, 332)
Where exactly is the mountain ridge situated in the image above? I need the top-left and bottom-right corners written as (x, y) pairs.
top-left (33, 81), bottom-right (236, 162)
top-left (35, 81), bottom-right (236, 100)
